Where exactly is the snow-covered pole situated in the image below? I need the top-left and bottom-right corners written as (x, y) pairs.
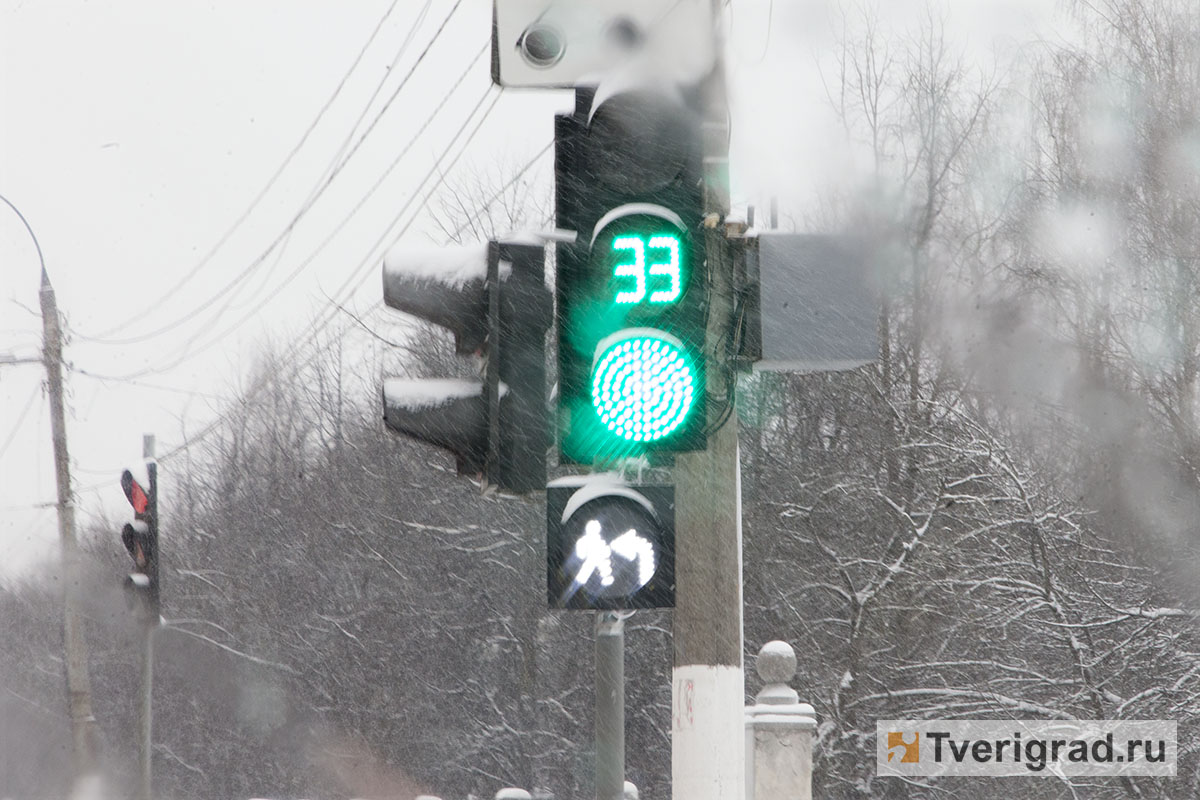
top-left (744, 641), bottom-right (816, 800)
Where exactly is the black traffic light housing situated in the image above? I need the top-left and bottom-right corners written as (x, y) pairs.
top-left (547, 479), bottom-right (675, 610)
top-left (382, 239), bottom-right (551, 493)
top-left (555, 85), bottom-right (708, 464)
top-left (120, 465), bottom-right (159, 617)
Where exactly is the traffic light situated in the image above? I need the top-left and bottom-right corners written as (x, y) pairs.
top-left (547, 477), bottom-right (674, 610)
top-left (556, 82), bottom-right (708, 464)
top-left (381, 239), bottom-right (551, 493)
top-left (120, 465), bottom-right (159, 617)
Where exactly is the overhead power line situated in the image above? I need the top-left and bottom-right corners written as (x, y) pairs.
top-left (191, 38), bottom-right (494, 354)
top-left (449, 139), bottom-right (554, 240)
top-left (83, 0), bottom-right (408, 340)
top-left (77, 43), bottom-right (493, 382)
top-left (71, 368), bottom-right (232, 402)
top-left (0, 384), bottom-right (41, 460)
top-left (156, 123), bottom-right (550, 467)
top-left (278, 85), bottom-right (506, 362)
top-left (203, 0), bottom-right (463, 330)
top-left (80, 0), bottom-right (463, 347)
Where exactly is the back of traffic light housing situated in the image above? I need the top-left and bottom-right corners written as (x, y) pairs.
top-left (120, 466), bottom-right (160, 616)
top-left (381, 240), bottom-right (551, 494)
top-left (555, 86), bottom-right (708, 464)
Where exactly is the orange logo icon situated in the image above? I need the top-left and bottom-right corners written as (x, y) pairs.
top-left (887, 731), bottom-right (920, 763)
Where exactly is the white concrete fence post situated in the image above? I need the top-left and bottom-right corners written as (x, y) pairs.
top-left (485, 779), bottom-right (636, 798)
top-left (744, 640), bottom-right (817, 800)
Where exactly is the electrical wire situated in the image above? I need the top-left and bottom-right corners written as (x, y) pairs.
top-left (77, 43), bottom-right (489, 381)
top-left (71, 79), bottom-right (507, 490)
top-left (156, 114), bottom-right (550, 467)
top-left (83, 0), bottom-right (409, 340)
top-left (252, 85), bottom-right (506, 371)
top-left (305, 0), bottom-right (435, 201)
top-left (208, 39), bottom-right (493, 343)
top-left (213, 0), bottom-right (458, 324)
top-left (71, 368), bottom-right (232, 402)
top-left (0, 385), bottom-right (41, 460)
top-left (219, 0), bottom-right (437, 315)
top-left (299, 0), bottom-right (467, 220)
top-left (84, 81), bottom-right (496, 391)
top-left (449, 139), bottom-right (554, 241)
top-left (80, 0), bottom-right (463, 347)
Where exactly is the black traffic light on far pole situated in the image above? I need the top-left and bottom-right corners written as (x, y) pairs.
top-left (120, 464), bottom-right (159, 617)
top-left (556, 81), bottom-right (709, 464)
top-left (547, 477), bottom-right (675, 610)
top-left (381, 239), bottom-right (551, 493)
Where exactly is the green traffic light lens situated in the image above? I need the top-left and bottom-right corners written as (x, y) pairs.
top-left (590, 330), bottom-right (697, 442)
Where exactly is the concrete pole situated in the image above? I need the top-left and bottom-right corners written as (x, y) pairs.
top-left (39, 269), bottom-right (102, 779)
top-left (744, 641), bottom-right (817, 800)
top-left (672, 417), bottom-right (743, 800)
top-left (596, 612), bottom-right (626, 800)
top-left (671, 3), bottom-right (744, 798)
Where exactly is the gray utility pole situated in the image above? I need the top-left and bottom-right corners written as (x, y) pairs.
top-left (40, 268), bottom-right (103, 778)
top-left (138, 434), bottom-right (158, 800)
top-left (595, 612), bottom-right (627, 800)
top-left (671, 4), bottom-right (744, 797)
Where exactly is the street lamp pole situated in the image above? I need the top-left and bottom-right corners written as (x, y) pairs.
top-left (6, 191), bottom-right (104, 781)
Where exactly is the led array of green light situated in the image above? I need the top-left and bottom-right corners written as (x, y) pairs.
top-left (591, 332), bottom-right (696, 442)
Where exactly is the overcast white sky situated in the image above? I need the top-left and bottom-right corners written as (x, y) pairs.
top-left (0, 0), bottom-right (1059, 578)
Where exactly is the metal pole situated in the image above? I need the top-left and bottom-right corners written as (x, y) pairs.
top-left (138, 623), bottom-right (154, 800)
top-left (596, 611), bottom-right (626, 800)
top-left (39, 268), bottom-right (102, 778)
top-left (138, 435), bottom-right (157, 800)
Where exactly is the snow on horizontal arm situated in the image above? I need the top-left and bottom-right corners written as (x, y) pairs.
top-left (382, 379), bottom-right (508, 410)
top-left (382, 242), bottom-right (511, 288)
top-left (383, 379), bottom-right (482, 410)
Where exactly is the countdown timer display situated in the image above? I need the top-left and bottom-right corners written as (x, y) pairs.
top-left (612, 233), bottom-right (682, 306)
